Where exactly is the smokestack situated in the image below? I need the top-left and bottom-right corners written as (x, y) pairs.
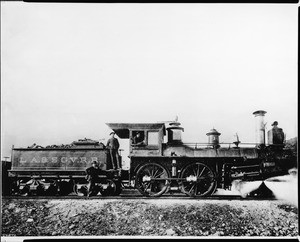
top-left (253, 110), bottom-right (267, 145)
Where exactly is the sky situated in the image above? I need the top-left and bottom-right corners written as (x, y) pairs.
top-left (1, 2), bottom-right (298, 161)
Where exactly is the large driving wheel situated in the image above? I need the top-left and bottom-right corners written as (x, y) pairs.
top-left (179, 162), bottom-right (217, 197)
top-left (135, 163), bottom-right (170, 197)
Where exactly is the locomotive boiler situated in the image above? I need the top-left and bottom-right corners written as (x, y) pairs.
top-left (4, 110), bottom-right (297, 197)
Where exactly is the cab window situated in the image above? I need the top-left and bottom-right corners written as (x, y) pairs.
top-left (132, 131), bottom-right (145, 146)
top-left (172, 129), bottom-right (182, 141)
top-left (147, 131), bottom-right (159, 146)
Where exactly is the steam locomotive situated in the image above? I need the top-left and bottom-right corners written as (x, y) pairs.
top-left (3, 110), bottom-right (297, 197)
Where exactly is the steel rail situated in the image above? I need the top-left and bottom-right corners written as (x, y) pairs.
top-left (2, 195), bottom-right (276, 201)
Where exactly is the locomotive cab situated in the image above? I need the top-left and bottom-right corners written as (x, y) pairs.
top-left (106, 123), bottom-right (166, 157)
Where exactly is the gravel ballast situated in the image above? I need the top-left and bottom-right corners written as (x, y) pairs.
top-left (1, 198), bottom-right (298, 237)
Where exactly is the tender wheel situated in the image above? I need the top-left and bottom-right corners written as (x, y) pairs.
top-left (39, 179), bottom-right (56, 196)
top-left (10, 178), bottom-right (20, 195)
top-left (57, 181), bottom-right (73, 196)
top-left (35, 183), bottom-right (45, 196)
top-left (99, 179), bottom-right (117, 196)
top-left (179, 162), bottom-right (217, 197)
top-left (19, 182), bottom-right (30, 196)
top-left (135, 163), bottom-right (170, 197)
top-left (113, 180), bottom-right (122, 196)
top-left (44, 184), bottom-right (58, 196)
top-left (74, 183), bottom-right (89, 196)
top-left (19, 179), bottom-right (34, 196)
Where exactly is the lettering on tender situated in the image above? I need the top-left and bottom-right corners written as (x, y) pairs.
top-left (20, 157), bottom-right (27, 163)
top-left (61, 157), bottom-right (67, 163)
top-left (91, 157), bottom-right (98, 162)
top-left (31, 157), bottom-right (39, 163)
top-left (18, 155), bottom-right (100, 165)
top-left (52, 157), bottom-right (58, 163)
top-left (80, 157), bottom-right (87, 163)
top-left (69, 157), bottom-right (78, 164)
top-left (41, 157), bottom-right (48, 163)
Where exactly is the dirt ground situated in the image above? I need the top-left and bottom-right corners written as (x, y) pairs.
top-left (1, 198), bottom-right (298, 237)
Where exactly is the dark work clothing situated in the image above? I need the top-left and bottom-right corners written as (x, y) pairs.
top-left (86, 166), bottom-right (100, 180)
top-left (106, 137), bottom-right (120, 150)
top-left (272, 127), bottom-right (284, 144)
top-left (268, 126), bottom-right (285, 145)
top-left (106, 136), bottom-right (120, 170)
top-left (87, 180), bottom-right (96, 196)
top-left (109, 149), bottom-right (120, 169)
top-left (86, 166), bottom-right (100, 196)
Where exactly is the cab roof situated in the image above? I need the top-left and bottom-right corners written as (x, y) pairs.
top-left (106, 123), bottom-right (166, 139)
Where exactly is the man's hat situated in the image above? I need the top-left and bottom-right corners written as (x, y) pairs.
top-left (271, 121), bottom-right (278, 126)
top-left (110, 132), bottom-right (115, 135)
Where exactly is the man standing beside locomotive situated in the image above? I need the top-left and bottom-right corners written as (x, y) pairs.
top-left (86, 160), bottom-right (100, 197)
top-left (106, 132), bottom-right (121, 172)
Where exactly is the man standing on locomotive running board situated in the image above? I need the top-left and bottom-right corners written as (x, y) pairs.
top-left (106, 132), bottom-right (121, 172)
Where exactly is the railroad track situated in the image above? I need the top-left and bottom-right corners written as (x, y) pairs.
top-left (2, 194), bottom-right (276, 200)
